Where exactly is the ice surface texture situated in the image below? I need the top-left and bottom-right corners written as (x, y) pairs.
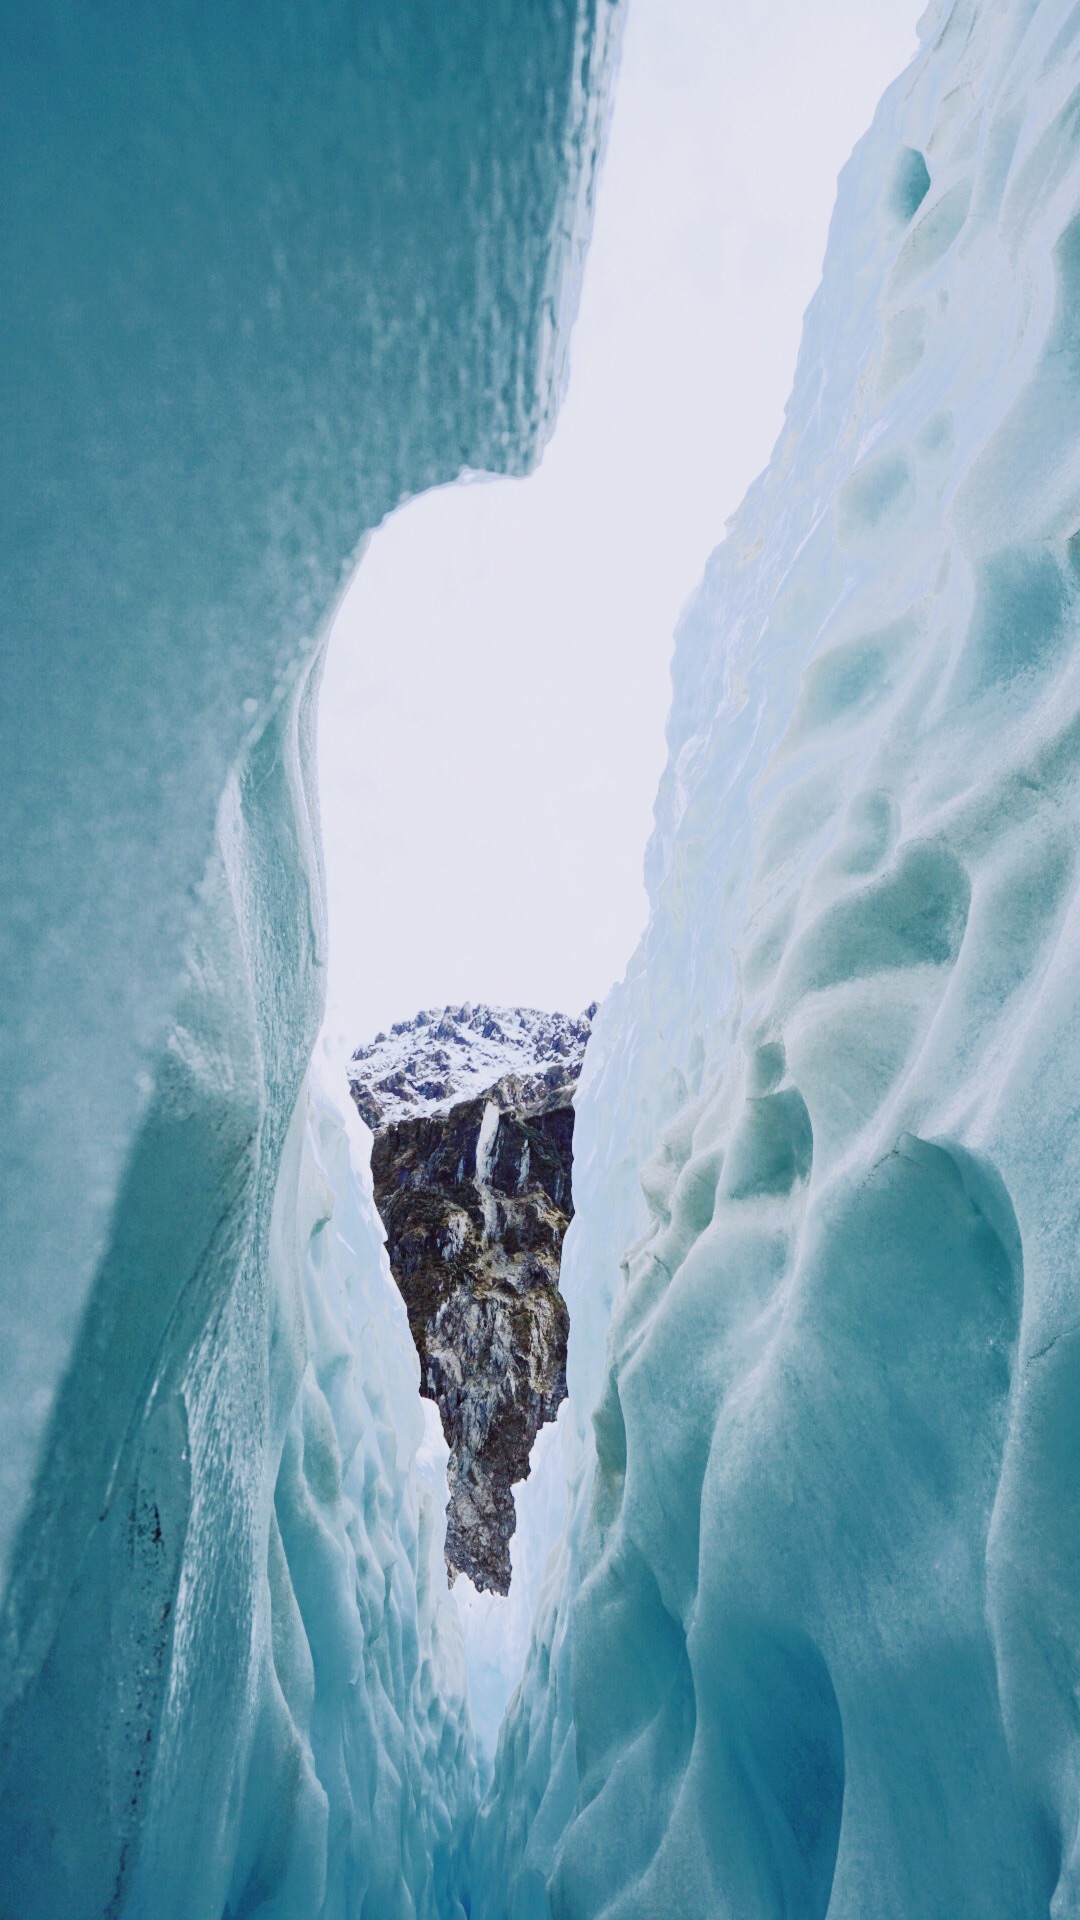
top-left (0, 4), bottom-right (620, 1913)
top-left (476, 3), bottom-right (1080, 1915)
top-left (0, 669), bottom-right (478, 1920)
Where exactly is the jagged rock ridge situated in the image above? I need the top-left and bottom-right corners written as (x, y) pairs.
top-left (348, 1001), bottom-right (595, 1129)
top-left (350, 1004), bottom-right (592, 1593)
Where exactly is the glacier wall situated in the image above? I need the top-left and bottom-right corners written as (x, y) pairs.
top-left (478, 2), bottom-right (1080, 1915)
top-left (0, 4), bottom-right (621, 1913)
top-left (0, 656), bottom-right (479, 1920)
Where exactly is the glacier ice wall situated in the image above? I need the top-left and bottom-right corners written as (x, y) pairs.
top-left (477, 3), bottom-right (1080, 1915)
top-left (0, 661), bottom-right (476, 1920)
top-left (0, 4), bottom-right (621, 1912)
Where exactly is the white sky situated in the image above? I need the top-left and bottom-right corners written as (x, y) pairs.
top-left (319, 0), bottom-right (921, 1051)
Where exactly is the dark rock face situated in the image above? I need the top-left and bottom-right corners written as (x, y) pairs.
top-left (353, 1005), bottom-right (591, 1594)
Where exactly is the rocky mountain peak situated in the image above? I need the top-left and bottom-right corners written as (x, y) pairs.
top-left (350, 1003), bottom-right (594, 1594)
top-left (347, 1001), bottom-right (595, 1131)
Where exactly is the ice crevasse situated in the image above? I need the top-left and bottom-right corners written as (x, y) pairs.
top-left (7, 0), bottom-right (1080, 1916)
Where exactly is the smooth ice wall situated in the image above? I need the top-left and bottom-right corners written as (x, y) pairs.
top-left (477, 2), bottom-right (1080, 1915)
top-left (0, 5), bottom-right (620, 1913)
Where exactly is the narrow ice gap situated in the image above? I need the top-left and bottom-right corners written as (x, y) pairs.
top-left (314, 0), bottom-right (921, 1777)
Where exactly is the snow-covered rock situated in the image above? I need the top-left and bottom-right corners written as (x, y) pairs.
top-left (348, 1002), bottom-right (595, 1129)
top-left (352, 1003), bottom-right (591, 1597)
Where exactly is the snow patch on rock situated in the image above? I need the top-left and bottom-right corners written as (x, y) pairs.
top-left (348, 1002), bottom-right (596, 1129)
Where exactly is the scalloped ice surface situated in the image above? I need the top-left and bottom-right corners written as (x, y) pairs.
top-left (470, 3), bottom-right (1080, 1915)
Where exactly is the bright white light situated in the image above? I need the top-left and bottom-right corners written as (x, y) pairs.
top-left (319, 0), bottom-right (920, 1052)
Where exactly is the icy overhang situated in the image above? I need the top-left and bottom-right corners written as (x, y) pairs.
top-left (0, 0), bottom-right (619, 1587)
